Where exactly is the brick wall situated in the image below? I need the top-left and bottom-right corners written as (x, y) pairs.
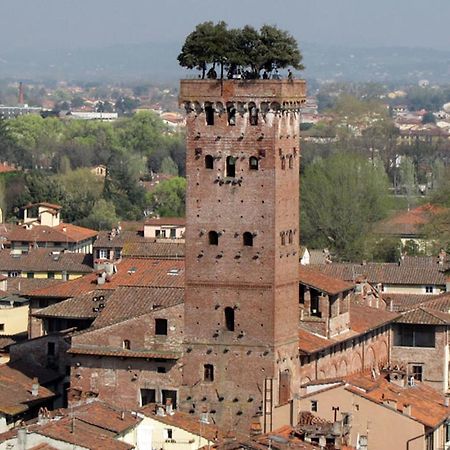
top-left (180, 79), bottom-right (306, 432)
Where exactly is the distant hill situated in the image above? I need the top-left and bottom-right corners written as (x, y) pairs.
top-left (1, 42), bottom-right (449, 84)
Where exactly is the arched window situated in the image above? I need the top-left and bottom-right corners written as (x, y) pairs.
top-left (224, 307), bottom-right (235, 331)
top-left (249, 103), bottom-right (258, 126)
top-left (205, 103), bottom-right (214, 126)
top-left (288, 230), bottom-right (293, 244)
top-left (249, 157), bottom-right (259, 170)
top-left (226, 156), bottom-right (236, 178)
top-left (123, 339), bottom-right (131, 350)
top-left (205, 155), bottom-right (214, 169)
top-left (281, 156), bottom-right (286, 170)
top-left (208, 231), bottom-right (219, 245)
top-left (289, 155), bottom-right (294, 169)
top-left (281, 232), bottom-right (286, 246)
top-left (243, 232), bottom-right (253, 247)
top-left (204, 364), bottom-right (214, 382)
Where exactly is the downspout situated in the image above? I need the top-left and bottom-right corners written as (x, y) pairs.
top-left (406, 433), bottom-right (425, 450)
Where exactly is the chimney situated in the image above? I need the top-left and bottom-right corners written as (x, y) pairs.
top-left (18, 82), bottom-right (25, 105)
top-left (165, 398), bottom-right (174, 415)
top-left (31, 378), bottom-right (39, 396)
top-left (17, 428), bottom-right (27, 450)
top-left (97, 272), bottom-right (106, 285)
top-left (403, 404), bottom-right (412, 416)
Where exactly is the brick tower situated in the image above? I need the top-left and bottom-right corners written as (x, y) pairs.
top-left (179, 79), bottom-right (306, 433)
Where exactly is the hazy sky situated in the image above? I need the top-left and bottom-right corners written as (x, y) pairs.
top-left (1, 0), bottom-right (449, 51)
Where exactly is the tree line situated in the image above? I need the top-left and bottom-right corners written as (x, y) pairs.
top-left (0, 111), bottom-right (186, 227)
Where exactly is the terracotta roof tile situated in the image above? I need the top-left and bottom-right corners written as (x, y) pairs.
top-left (33, 290), bottom-right (112, 319)
top-left (68, 347), bottom-right (180, 359)
top-left (299, 266), bottom-right (354, 295)
top-left (7, 223), bottom-right (97, 244)
top-left (0, 365), bottom-right (54, 416)
top-left (141, 406), bottom-right (223, 442)
top-left (93, 286), bottom-right (184, 327)
top-left (37, 417), bottom-right (133, 450)
top-left (345, 372), bottom-right (450, 429)
top-left (5, 278), bottom-right (63, 296)
top-left (0, 248), bottom-right (93, 273)
top-left (145, 217), bottom-right (186, 226)
top-left (299, 305), bottom-right (399, 354)
top-left (349, 305), bottom-right (399, 333)
top-left (375, 203), bottom-right (446, 237)
top-left (93, 230), bottom-right (185, 258)
top-left (26, 258), bottom-right (185, 298)
top-left (396, 307), bottom-right (450, 325)
top-left (314, 262), bottom-right (447, 286)
top-left (382, 293), bottom-right (438, 312)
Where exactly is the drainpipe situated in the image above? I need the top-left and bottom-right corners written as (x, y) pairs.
top-left (406, 433), bottom-right (425, 450)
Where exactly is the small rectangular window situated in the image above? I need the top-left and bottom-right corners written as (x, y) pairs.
top-left (310, 400), bottom-right (317, 412)
top-left (48, 272), bottom-right (55, 279)
top-left (425, 286), bottom-right (433, 293)
top-left (47, 342), bottom-right (55, 356)
top-left (157, 366), bottom-right (166, 373)
top-left (140, 389), bottom-right (156, 406)
top-left (27, 272), bottom-right (34, 279)
top-left (412, 365), bottom-right (423, 381)
top-left (155, 318), bottom-right (168, 335)
top-left (204, 364), bottom-right (214, 382)
top-left (0, 324), bottom-right (4, 332)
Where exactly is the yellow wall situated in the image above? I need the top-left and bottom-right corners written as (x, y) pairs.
top-left (0, 304), bottom-right (28, 335)
top-left (298, 385), bottom-right (427, 450)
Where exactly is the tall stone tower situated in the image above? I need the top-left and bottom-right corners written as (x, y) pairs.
top-left (179, 79), bottom-right (306, 433)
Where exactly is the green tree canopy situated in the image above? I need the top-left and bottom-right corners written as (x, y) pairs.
top-left (178, 22), bottom-right (303, 78)
top-left (147, 177), bottom-right (186, 217)
top-left (301, 153), bottom-right (390, 261)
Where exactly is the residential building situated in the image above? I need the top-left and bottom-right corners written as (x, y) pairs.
top-left (0, 401), bottom-right (141, 449)
top-left (93, 226), bottom-right (185, 262)
top-left (0, 248), bottom-right (93, 280)
top-left (0, 365), bottom-right (54, 432)
top-left (298, 371), bottom-right (450, 450)
top-left (374, 203), bottom-right (447, 250)
top-left (314, 257), bottom-right (449, 296)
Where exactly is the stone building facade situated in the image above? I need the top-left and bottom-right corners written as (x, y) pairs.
top-left (179, 79), bottom-right (306, 432)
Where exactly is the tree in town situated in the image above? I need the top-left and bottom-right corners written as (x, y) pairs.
top-left (178, 22), bottom-right (303, 78)
top-left (301, 153), bottom-right (390, 261)
top-left (147, 177), bottom-right (186, 217)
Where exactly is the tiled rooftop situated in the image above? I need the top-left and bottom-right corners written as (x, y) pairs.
top-left (374, 203), bottom-right (446, 237)
top-left (141, 404), bottom-right (223, 442)
top-left (313, 261), bottom-right (447, 286)
top-left (0, 400), bottom-right (139, 450)
top-left (299, 266), bottom-right (354, 295)
top-left (299, 305), bottom-right (399, 354)
top-left (7, 223), bottom-right (97, 244)
top-left (93, 229), bottom-right (185, 258)
top-left (26, 258), bottom-right (185, 298)
top-left (0, 364), bottom-right (54, 416)
top-left (0, 248), bottom-right (93, 273)
top-left (345, 372), bottom-right (450, 429)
